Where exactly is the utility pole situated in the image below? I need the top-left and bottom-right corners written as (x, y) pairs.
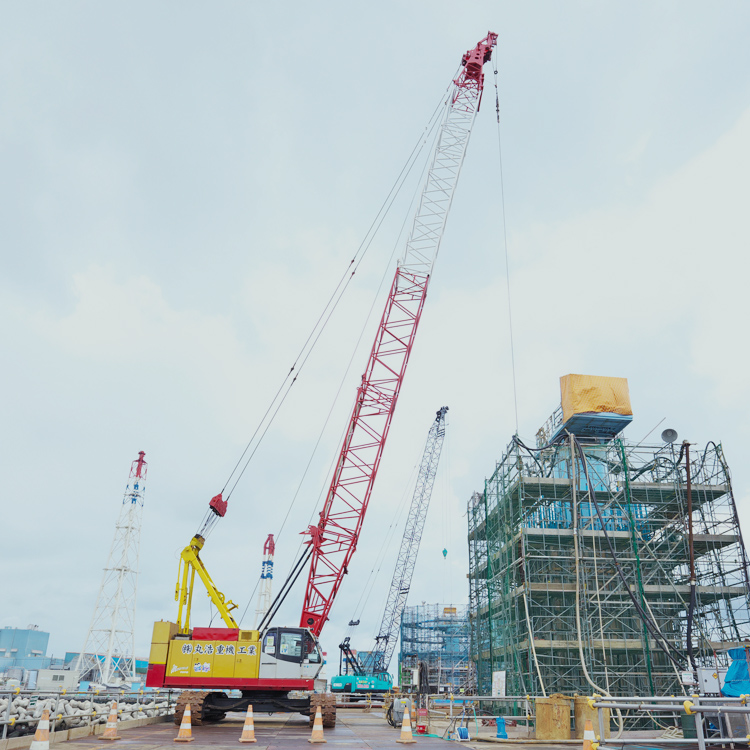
top-left (76, 452), bottom-right (147, 685)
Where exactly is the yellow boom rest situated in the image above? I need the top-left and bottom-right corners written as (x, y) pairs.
top-left (175, 534), bottom-right (240, 633)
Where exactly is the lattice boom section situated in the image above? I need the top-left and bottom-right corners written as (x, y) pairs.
top-left (400, 84), bottom-right (481, 278)
top-left (366, 409), bottom-right (448, 675)
top-left (301, 31), bottom-right (496, 639)
top-left (300, 269), bottom-right (428, 635)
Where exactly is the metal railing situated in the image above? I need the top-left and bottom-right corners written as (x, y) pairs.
top-left (334, 692), bottom-right (386, 709)
top-left (591, 695), bottom-right (750, 749)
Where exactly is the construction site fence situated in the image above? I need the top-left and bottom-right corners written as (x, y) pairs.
top-left (0, 689), bottom-right (177, 740)
top-left (417, 695), bottom-right (532, 741)
top-left (423, 694), bottom-right (534, 738)
top-left (593, 695), bottom-right (750, 750)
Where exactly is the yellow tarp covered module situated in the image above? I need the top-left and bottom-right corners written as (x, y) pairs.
top-left (560, 374), bottom-right (632, 424)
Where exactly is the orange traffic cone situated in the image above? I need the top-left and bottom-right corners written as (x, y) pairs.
top-left (174, 703), bottom-right (194, 743)
top-left (239, 704), bottom-right (257, 743)
top-left (582, 719), bottom-right (596, 750)
top-left (99, 702), bottom-right (121, 741)
top-left (396, 707), bottom-right (416, 744)
top-left (308, 705), bottom-right (326, 744)
top-left (30, 709), bottom-right (51, 750)
top-left (410, 702), bottom-right (417, 727)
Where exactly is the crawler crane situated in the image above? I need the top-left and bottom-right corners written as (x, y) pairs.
top-left (146, 32), bottom-right (497, 727)
top-left (332, 406), bottom-right (449, 695)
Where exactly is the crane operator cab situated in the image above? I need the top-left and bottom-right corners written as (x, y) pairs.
top-left (259, 627), bottom-right (323, 681)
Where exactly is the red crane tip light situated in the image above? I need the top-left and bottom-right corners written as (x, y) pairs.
top-left (209, 493), bottom-right (228, 517)
top-left (133, 451), bottom-right (148, 479)
top-left (263, 534), bottom-right (275, 556)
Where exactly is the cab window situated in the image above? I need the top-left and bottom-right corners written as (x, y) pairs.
top-left (304, 632), bottom-right (321, 663)
top-left (264, 633), bottom-right (276, 655)
top-left (279, 632), bottom-right (303, 660)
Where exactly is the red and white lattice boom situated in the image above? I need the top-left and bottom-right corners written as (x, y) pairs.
top-left (300, 32), bottom-right (497, 636)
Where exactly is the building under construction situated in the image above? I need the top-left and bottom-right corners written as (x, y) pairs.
top-left (399, 604), bottom-right (472, 694)
top-left (468, 374), bottom-right (750, 697)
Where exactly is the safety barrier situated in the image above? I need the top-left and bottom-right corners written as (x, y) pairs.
top-left (0, 689), bottom-right (177, 741)
top-left (334, 693), bottom-right (385, 710)
top-left (425, 694), bottom-right (535, 740)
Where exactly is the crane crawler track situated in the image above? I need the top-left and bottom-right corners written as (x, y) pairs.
top-left (309, 693), bottom-right (337, 728)
top-left (174, 690), bottom-right (227, 726)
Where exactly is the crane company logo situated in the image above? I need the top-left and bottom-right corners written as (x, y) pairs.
top-left (170, 664), bottom-right (189, 675)
top-left (192, 662), bottom-right (211, 673)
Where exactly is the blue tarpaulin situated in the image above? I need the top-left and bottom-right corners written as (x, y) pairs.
top-left (721, 647), bottom-right (750, 697)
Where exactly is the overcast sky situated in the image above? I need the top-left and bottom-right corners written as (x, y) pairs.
top-left (2, 1), bottom-right (750, 671)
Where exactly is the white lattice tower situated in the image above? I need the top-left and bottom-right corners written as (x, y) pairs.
top-left (76, 452), bottom-right (147, 685)
top-left (254, 534), bottom-right (275, 628)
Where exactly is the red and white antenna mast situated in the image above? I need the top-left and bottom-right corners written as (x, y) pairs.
top-left (299, 33), bottom-right (498, 636)
top-left (76, 451), bottom-right (147, 685)
top-left (254, 534), bottom-right (275, 628)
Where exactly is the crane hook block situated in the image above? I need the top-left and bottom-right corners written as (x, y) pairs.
top-left (209, 493), bottom-right (228, 517)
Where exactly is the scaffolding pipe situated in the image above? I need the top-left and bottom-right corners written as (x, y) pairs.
top-left (570, 433), bottom-right (624, 739)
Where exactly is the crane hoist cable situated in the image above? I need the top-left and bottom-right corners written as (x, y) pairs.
top-left (219, 79), bottom-right (454, 502)
top-left (196, 32), bottom-right (499, 644)
top-left (237, 115), bottom-right (448, 628)
top-left (193, 76), bottom-right (458, 543)
top-left (300, 33), bottom-right (499, 637)
top-left (289, 125), bottom-right (443, 632)
top-left (492, 64), bottom-right (519, 435)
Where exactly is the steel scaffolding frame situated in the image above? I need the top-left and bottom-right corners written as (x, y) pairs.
top-left (468, 431), bottom-right (750, 697)
top-left (399, 604), bottom-right (472, 693)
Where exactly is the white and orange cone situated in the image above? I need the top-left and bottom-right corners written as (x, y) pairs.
top-left (99, 702), bottom-right (121, 741)
top-left (582, 719), bottom-right (596, 750)
top-left (174, 703), bottom-right (194, 743)
top-left (308, 705), bottom-right (326, 744)
top-left (239, 704), bottom-right (257, 743)
top-left (396, 707), bottom-right (416, 744)
top-left (30, 709), bottom-right (51, 750)
top-left (410, 701), bottom-right (417, 728)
